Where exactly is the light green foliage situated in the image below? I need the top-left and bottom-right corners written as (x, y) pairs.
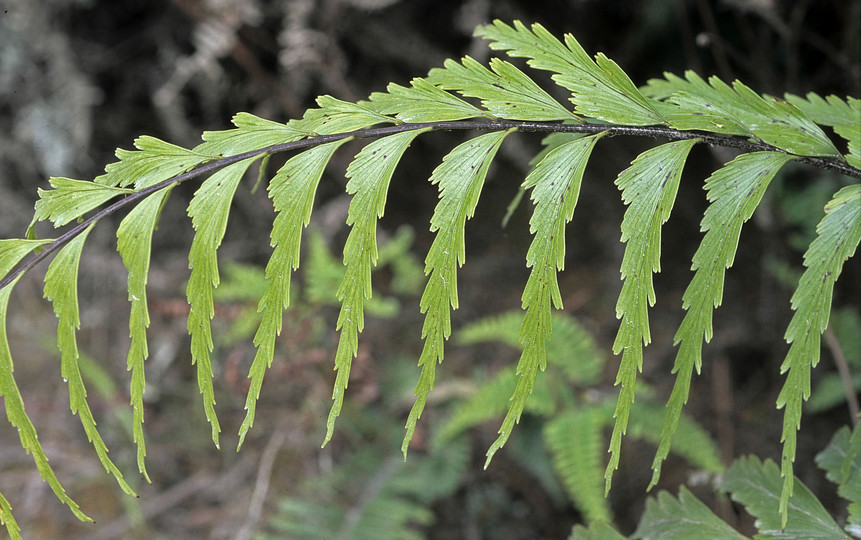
top-left (99, 135), bottom-right (215, 188)
top-left (30, 177), bottom-right (132, 229)
top-left (777, 183), bottom-right (861, 522)
top-left (476, 20), bottom-right (664, 125)
top-left (327, 129), bottom-right (429, 446)
top-left (642, 71), bottom-right (842, 156)
top-left (650, 151), bottom-right (793, 490)
top-left (485, 133), bottom-right (601, 466)
top-left (0, 18), bottom-right (858, 533)
top-left (187, 156), bottom-right (262, 448)
top-left (238, 140), bottom-right (348, 448)
top-left (426, 56), bottom-right (580, 121)
top-left (402, 129), bottom-right (511, 456)
top-left (605, 139), bottom-right (696, 493)
top-left (784, 93), bottom-right (861, 168)
top-left (722, 456), bottom-right (847, 539)
top-left (44, 223), bottom-right (136, 496)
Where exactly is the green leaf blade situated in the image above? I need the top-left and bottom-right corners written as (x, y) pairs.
top-left (650, 151), bottom-right (793, 490)
top-left (426, 56), bottom-right (579, 121)
top-left (186, 155), bottom-right (261, 448)
top-left (369, 78), bottom-right (491, 122)
top-left (31, 178), bottom-right (132, 228)
top-left (633, 487), bottom-right (748, 540)
top-left (239, 139), bottom-right (352, 449)
top-left (722, 456), bottom-right (847, 539)
top-left (486, 133), bottom-right (602, 466)
top-left (605, 139), bottom-right (697, 492)
top-left (117, 186), bottom-right (175, 478)
top-left (777, 183), bottom-right (861, 524)
top-left (98, 136), bottom-right (215, 188)
top-left (402, 129), bottom-right (512, 457)
top-left (322, 129), bottom-right (430, 446)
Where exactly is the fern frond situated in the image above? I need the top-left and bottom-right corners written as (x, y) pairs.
top-left (117, 186), bottom-right (175, 479)
top-left (545, 409), bottom-right (609, 524)
top-left (816, 425), bottom-right (861, 530)
top-left (325, 129), bottom-right (429, 445)
top-left (486, 133), bottom-right (602, 466)
top-left (648, 151), bottom-right (793, 490)
top-left (29, 177), bottom-right (132, 232)
top-left (187, 156), bottom-right (262, 448)
top-left (722, 456), bottom-right (847, 538)
top-left (0, 241), bottom-right (91, 523)
top-left (239, 141), bottom-right (349, 448)
top-left (0, 489), bottom-right (21, 540)
top-left (634, 487), bottom-right (748, 540)
top-left (197, 112), bottom-right (306, 156)
top-left (369, 78), bottom-right (491, 122)
top-left (784, 93), bottom-right (861, 169)
top-left (43, 223), bottom-right (136, 496)
top-left (605, 139), bottom-right (697, 493)
top-left (98, 135), bottom-right (215, 188)
top-left (402, 129), bottom-right (512, 457)
top-left (642, 71), bottom-right (840, 157)
top-left (426, 56), bottom-right (580, 121)
top-left (777, 183), bottom-right (861, 524)
top-left (476, 20), bottom-right (664, 126)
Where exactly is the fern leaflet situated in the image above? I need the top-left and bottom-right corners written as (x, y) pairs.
top-left (403, 129), bottom-right (512, 456)
top-left (777, 183), bottom-right (861, 524)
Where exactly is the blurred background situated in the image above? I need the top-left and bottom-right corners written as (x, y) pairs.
top-left (0, 0), bottom-right (859, 538)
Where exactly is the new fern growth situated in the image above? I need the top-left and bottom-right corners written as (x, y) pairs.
top-left (0, 20), bottom-right (859, 536)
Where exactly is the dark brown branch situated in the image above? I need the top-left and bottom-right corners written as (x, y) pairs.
top-left (1, 118), bottom-right (859, 290)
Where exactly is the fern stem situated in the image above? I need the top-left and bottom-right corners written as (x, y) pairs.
top-left (3, 119), bottom-right (857, 291)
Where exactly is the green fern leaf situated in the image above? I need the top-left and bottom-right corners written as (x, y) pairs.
top-left (369, 78), bottom-right (491, 122)
top-left (722, 456), bottom-right (847, 539)
top-left (187, 156), bottom-right (261, 448)
top-left (817, 425), bottom-right (861, 532)
top-left (0, 489), bottom-right (22, 540)
top-left (633, 487), bottom-right (748, 540)
top-left (486, 133), bottom-right (602, 466)
top-left (0, 252), bottom-right (90, 523)
top-left (98, 135), bottom-right (215, 188)
top-left (777, 183), bottom-right (861, 523)
top-left (291, 95), bottom-right (395, 135)
top-left (545, 409), bottom-right (610, 524)
top-left (239, 140), bottom-right (350, 449)
top-left (117, 186), bottom-right (175, 478)
top-left (476, 20), bottom-right (664, 126)
top-left (30, 177), bottom-right (132, 230)
top-left (324, 129), bottom-right (430, 445)
top-left (642, 71), bottom-right (840, 157)
top-left (196, 112), bottom-right (305, 156)
top-left (605, 139), bottom-right (697, 493)
top-left (784, 93), bottom-right (861, 169)
top-left (402, 129), bottom-right (512, 457)
top-left (426, 56), bottom-right (580, 121)
top-left (640, 71), bottom-right (751, 135)
top-left (43, 223), bottom-right (136, 497)
top-left (650, 151), bottom-right (794, 489)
